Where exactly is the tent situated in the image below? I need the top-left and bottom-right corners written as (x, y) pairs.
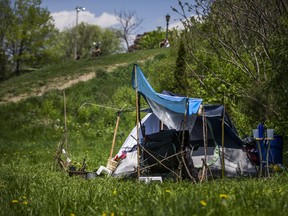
top-left (112, 65), bottom-right (257, 179)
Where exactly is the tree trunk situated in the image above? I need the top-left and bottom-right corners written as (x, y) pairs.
top-left (125, 38), bottom-right (129, 52)
top-left (0, 49), bottom-right (6, 81)
top-left (15, 59), bottom-right (20, 76)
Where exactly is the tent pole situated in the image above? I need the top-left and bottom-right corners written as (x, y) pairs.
top-left (221, 105), bottom-right (225, 179)
top-left (178, 99), bottom-right (189, 181)
top-left (160, 121), bottom-right (164, 131)
top-left (201, 104), bottom-right (208, 182)
top-left (134, 65), bottom-right (141, 181)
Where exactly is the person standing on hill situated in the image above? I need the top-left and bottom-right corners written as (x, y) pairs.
top-left (92, 42), bottom-right (102, 57)
top-left (159, 39), bottom-right (170, 48)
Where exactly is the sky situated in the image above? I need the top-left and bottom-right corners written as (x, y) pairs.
top-left (40, 0), bottom-right (186, 34)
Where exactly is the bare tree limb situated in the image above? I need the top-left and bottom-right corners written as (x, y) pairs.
top-left (114, 10), bottom-right (143, 52)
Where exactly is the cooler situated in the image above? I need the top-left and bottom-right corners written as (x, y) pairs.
top-left (259, 135), bottom-right (284, 164)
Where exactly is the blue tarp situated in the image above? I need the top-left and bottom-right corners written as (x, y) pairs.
top-left (132, 64), bottom-right (202, 115)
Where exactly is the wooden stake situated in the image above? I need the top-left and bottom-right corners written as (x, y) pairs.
top-left (109, 112), bottom-right (121, 159)
top-left (134, 65), bottom-right (141, 180)
top-left (178, 99), bottom-right (189, 181)
top-left (63, 91), bottom-right (68, 153)
top-left (202, 105), bottom-right (208, 181)
top-left (221, 105), bottom-right (225, 179)
top-left (266, 140), bottom-right (271, 177)
top-left (256, 139), bottom-right (263, 177)
top-left (265, 138), bottom-right (273, 177)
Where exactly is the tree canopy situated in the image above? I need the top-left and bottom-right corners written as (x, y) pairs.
top-left (169, 0), bottom-right (288, 135)
top-left (3, 0), bottom-right (56, 77)
top-left (0, 0), bottom-right (123, 79)
top-left (59, 23), bottom-right (122, 59)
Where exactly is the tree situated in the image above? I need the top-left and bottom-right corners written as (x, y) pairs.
top-left (76, 23), bottom-right (122, 56)
top-left (0, 0), bottom-right (13, 80)
top-left (173, 37), bottom-right (188, 95)
top-left (4, 0), bottom-right (56, 76)
top-left (114, 10), bottom-right (143, 52)
top-left (266, 16), bottom-right (288, 134)
top-left (172, 0), bottom-right (288, 134)
top-left (129, 27), bottom-right (166, 51)
top-left (59, 23), bottom-right (122, 59)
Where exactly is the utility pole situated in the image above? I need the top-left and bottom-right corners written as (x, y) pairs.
top-left (165, 14), bottom-right (170, 40)
top-left (75, 6), bottom-right (85, 60)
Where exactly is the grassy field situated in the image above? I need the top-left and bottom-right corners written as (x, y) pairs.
top-left (1, 49), bottom-right (288, 216)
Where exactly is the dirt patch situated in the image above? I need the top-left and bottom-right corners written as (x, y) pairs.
top-left (105, 63), bottom-right (128, 72)
top-left (0, 72), bottom-right (96, 104)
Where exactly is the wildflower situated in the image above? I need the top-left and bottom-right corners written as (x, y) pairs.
top-left (102, 213), bottom-right (107, 216)
top-left (22, 201), bottom-right (28, 205)
top-left (165, 189), bottom-right (171, 193)
top-left (22, 196), bottom-right (27, 199)
top-left (112, 190), bottom-right (117, 195)
top-left (111, 213), bottom-right (115, 216)
top-left (200, 200), bottom-right (207, 206)
top-left (219, 194), bottom-right (228, 199)
top-left (11, 200), bottom-right (18, 203)
top-left (70, 214), bottom-right (76, 216)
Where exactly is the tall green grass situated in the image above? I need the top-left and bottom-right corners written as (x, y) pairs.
top-left (1, 154), bottom-right (288, 216)
top-left (1, 49), bottom-right (288, 216)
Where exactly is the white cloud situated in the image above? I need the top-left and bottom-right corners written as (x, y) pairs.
top-left (51, 11), bottom-right (119, 31)
top-left (95, 12), bottom-right (119, 27)
top-left (170, 20), bottom-right (184, 30)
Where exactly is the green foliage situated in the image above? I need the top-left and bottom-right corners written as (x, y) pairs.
top-left (1, 151), bottom-right (288, 216)
top-left (0, 0), bottom-right (13, 80)
top-left (0, 1), bottom-right (123, 78)
top-left (60, 23), bottom-right (122, 59)
top-left (137, 27), bottom-right (167, 49)
top-left (5, 0), bottom-right (57, 75)
top-left (173, 38), bottom-right (188, 95)
top-left (130, 27), bottom-right (178, 51)
top-left (265, 16), bottom-right (288, 135)
top-left (1, 46), bottom-right (288, 215)
top-left (172, 0), bottom-right (288, 137)
top-left (143, 51), bottom-right (176, 93)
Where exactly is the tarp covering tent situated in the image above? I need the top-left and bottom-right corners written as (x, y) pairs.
top-left (132, 64), bottom-right (202, 130)
top-left (113, 65), bottom-right (257, 179)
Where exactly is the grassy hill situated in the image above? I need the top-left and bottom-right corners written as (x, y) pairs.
top-left (0, 49), bottom-right (163, 104)
top-left (1, 48), bottom-right (288, 216)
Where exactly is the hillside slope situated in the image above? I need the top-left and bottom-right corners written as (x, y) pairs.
top-left (0, 49), bottom-right (166, 104)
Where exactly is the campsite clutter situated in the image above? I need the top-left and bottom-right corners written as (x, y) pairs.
top-left (244, 123), bottom-right (284, 177)
top-left (54, 64), bottom-right (285, 182)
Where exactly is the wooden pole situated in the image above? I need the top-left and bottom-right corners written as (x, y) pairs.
top-left (265, 138), bottom-right (273, 177)
top-left (134, 65), bottom-right (141, 180)
top-left (221, 105), bottom-right (225, 178)
top-left (266, 140), bottom-right (270, 177)
top-left (256, 139), bottom-right (263, 177)
top-left (109, 112), bottom-right (121, 159)
top-left (63, 91), bottom-right (68, 153)
top-left (202, 104), bottom-right (208, 181)
top-left (178, 99), bottom-right (188, 181)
